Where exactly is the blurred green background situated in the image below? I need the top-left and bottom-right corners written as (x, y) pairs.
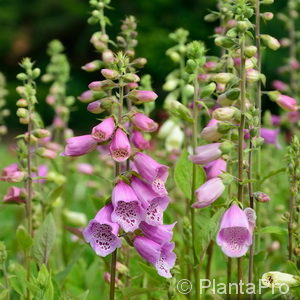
top-left (0, 0), bottom-right (291, 133)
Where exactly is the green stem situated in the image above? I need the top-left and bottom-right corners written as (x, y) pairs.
top-left (109, 80), bottom-right (124, 300)
top-left (227, 257), bottom-right (232, 300)
top-left (191, 74), bottom-right (200, 300)
top-left (2, 262), bottom-right (10, 300)
top-left (237, 257), bottom-right (243, 300)
top-left (205, 240), bottom-right (214, 280)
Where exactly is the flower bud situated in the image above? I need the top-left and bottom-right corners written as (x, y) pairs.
top-left (217, 122), bottom-right (235, 134)
top-left (36, 147), bottom-right (57, 159)
top-left (116, 262), bottom-right (129, 275)
top-left (16, 108), bottom-right (28, 118)
top-left (88, 80), bottom-right (116, 91)
top-left (16, 73), bottom-right (27, 81)
top-left (101, 69), bottom-right (119, 80)
top-left (200, 82), bottom-right (216, 98)
top-left (82, 60), bottom-right (102, 72)
top-left (262, 12), bottom-right (274, 21)
top-left (16, 99), bottom-right (28, 107)
top-left (204, 13), bottom-right (219, 22)
top-left (246, 69), bottom-right (260, 83)
top-left (219, 140), bottom-right (234, 154)
top-left (128, 90), bottom-right (158, 104)
top-left (214, 36), bottom-right (235, 48)
top-left (63, 210), bottom-right (87, 227)
top-left (0, 126), bottom-right (7, 135)
top-left (163, 79), bottom-right (178, 91)
top-left (132, 57), bottom-right (147, 68)
top-left (78, 90), bottom-right (94, 103)
top-left (32, 129), bottom-right (51, 139)
top-left (237, 21), bottom-right (249, 32)
top-left (213, 73), bottom-right (234, 84)
top-left (260, 34), bottom-right (280, 51)
top-left (169, 100), bottom-right (193, 123)
top-left (212, 107), bottom-right (240, 122)
top-left (244, 46), bottom-right (257, 58)
top-left (253, 192), bottom-right (271, 203)
top-left (262, 0), bottom-right (274, 4)
top-left (123, 73), bottom-right (140, 83)
top-left (19, 118), bottom-right (29, 125)
top-left (102, 50), bottom-right (115, 64)
top-left (262, 272), bottom-right (300, 288)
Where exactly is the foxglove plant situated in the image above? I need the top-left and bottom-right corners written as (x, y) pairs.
top-left (0, 73), bottom-right (9, 139)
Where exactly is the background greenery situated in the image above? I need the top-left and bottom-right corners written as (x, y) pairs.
top-left (0, 0), bottom-right (295, 133)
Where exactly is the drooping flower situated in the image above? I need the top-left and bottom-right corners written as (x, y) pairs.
top-left (62, 135), bottom-right (98, 157)
top-left (83, 204), bottom-right (121, 257)
top-left (0, 163), bottom-right (25, 183)
top-left (132, 113), bottom-right (158, 132)
top-left (277, 95), bottom-right (298, 112)
top-left (132, 152), bottom-right (169, 195)
top-left (134, 236), bottom-right (176, 278)
top-left (109, 128), bottom-right (131, 162)
top-left (165, 125), bottom-right (184, 152)
top-left (91, 117), bottom-right (115, 142)
top-left (261, 271), bottom-right (300, 288)
top-left (260, 128), bottom-right (281, 149)
top-left (192, 177), bottom-right (225, 208)
top-left (216, 204), bottom-right (252, 257)
top-left (3, 186), bottom-right (26, 204)
top-left (204, 158), bottom-right (227, 180)
top-left (272, 80), bottom-right (288, 92)
top-left (139, 221), bottom-right (176, 244)
top-left (244, 207), bottom-right (256, 234)
top-left (131, 130), bottom-right (150, 150)
top-left (131, 176), bottom-right (169, 225)
top-left (200, 125), bottom-right (223, 142)
top-left (128, 90), bottom-right (158, 104)
top-left (111, 181), bottom-right (145, 232)
top-left (189, 143), bottom-right (222, 165)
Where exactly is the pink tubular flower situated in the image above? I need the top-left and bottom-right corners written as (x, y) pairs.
top-left (76, 163), bottom-right (94, 175)
top-left (131, 176), bottom-right (170, 225)
top-left (132, 113), bottom-right (158, 132)
top-left (277, 95), bottom-right (298, 112)
top-left (287, 111), bottom-right (300, 123)
top-left (132, 152), bottom-right (169, 195)
top-left (0, 163), bottom-right (25, 183)
top-left (109, 128), bottom-right (131, 162)
top-left (272, 80), bottom-right (288, 92)
top-left (62, 135), bottom-right (98, 157)
top-left (216, 204), bottom-right (253, 257)
top-left (83, 204), bottom-right (121, 257)
top-left (189, 143), bottom-right (222, 165)
top-left (87, 100), bottom-right (105, 114)
top-left (260, 128), bottom-right (281, 149)
top-left (134, 237), bottom-right (176, 278)
top-left (3, 186), bottom-right (26, 204)
top-left (128, 90), bottom-right (158, 104)
top-left (33, 164), bottom-right (48, 183)
top-left (111, 181), bottom-right (145, 232)
top-left (271, 115), bottom-right (281, 126)
top-left (139, 221), bottom-right (176, 244)
top-left (91, 117), bottom-right (115, 142)
top-left (204, 158), bottom-right (227, 180)
top-left (192, 178), bottom-right (225, 208)
top-left (200, 125), bottom-right (223, 142)
top-left (131, 130), bottom-right (150, 150)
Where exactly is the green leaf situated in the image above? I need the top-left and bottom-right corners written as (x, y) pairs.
top-left (260, 168), bottom-right (285, 183)
top-left (121, 287), bottom-right (152, 298)
top-left (257, 226), bottom-right (288, 235)
top-left (174, 150), bottom-right (206, 200)
top-left (9, 263), bottom-right (27, 296)
top-left (16, 225), bottom-right (33, 251)
top-left (138, 262), bottom-right (164, 284)
top-left (47, 185), bottom-right (64, 204)
top-left (32, 213), bottom-right (56, 265)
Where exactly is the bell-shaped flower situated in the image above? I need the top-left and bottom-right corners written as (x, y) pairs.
top-left (216, 204), bottom-right (253, 257)
top-left (62, 135), bottom-right (98, 157)
top-left (189, 143), bottom-right (222, 165)
top-left (139, 221), bottom-right (176, 244)
top-left (204, 158), bottom-right (227, 180)
top-left (111, 181), bottom-right (145, 232)
top-left (192, 177), bottom-right (225, 208)
top-left (131, 176), bottom-right (169, 225)
top-left (3, 186), bottom-right (26, 204)
top-left (132, 113), bottom-right (158, 132)
top-left (0, 163), bottom-right (25, 183)
top-left (277, 95), bottom-right (298, 112)
top-left (134, 237), bottom-right (176, 278)
top-left (132, 152), bottom-right (169, 196)
top-left (260, 128), bottom-right (281, 149)
top-left (83, 204), bottom-right (121, 257)
top-left (131, 130), bottom-right (150, 150)
top-left (91, 117), bottom-right (115, 142)
top-left (109, 128), bottom-right (131, 162)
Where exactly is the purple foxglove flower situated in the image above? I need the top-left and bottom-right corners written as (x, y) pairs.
top-left (87, 100), bottom-right (105, 114)
top-left (0, 163), bottom-right (25, 183)
top-left (3, 186), bottom-right (26, 204)
top-left (131, 176), bottom-right (170, 225)
top-left (277, 95), bottom-right (298, 112)
top-left (244, 207), bottom-right (256, 234)
top-left (131, 130), bottom-right (150, 150)
top-left (204, 158), bottom-right (227, 180)
top-left (134, 236), bottom-right (176, 278)
top-left (132, 152), bottom-right (169, 195)
top-left (62, 135), bottom-right (98, 157)
top-left (109, 128), bottom-right (131, 162)
top-left (287, 111), bottom-right (300, 123)
top-left (128, 90), bottom-right (158, 104)
top-left (132, 113), bottom-right (158, 132)
top-left (272, 80), bottom-right (288, 92)
top-left (200, 125), bottom-right (223, 142)
top-left (88, 80), bottom-right (115, 91)
top-left (91, 117), bottom-right (115, 142)
top-left (76, 163), bottom-right (94, 175)
top-left (271, 115), bottom-right (281, 126)
top-left (189, 143), bottom-right (222, 165)
top-left (192, 178), bottom-right (225, 208)
top-left (83, 204), bottom-right (121, 257)
top-left (216, 204), bottom-right (252, 257)
top-left (32, 164), bottom-right (48, 183)
top-left (260, 128), bottom-right (281, 149)
top-left (139, 221), bottom-right (176, 244)
top-left (111, 181), bottom-right (144, 232)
